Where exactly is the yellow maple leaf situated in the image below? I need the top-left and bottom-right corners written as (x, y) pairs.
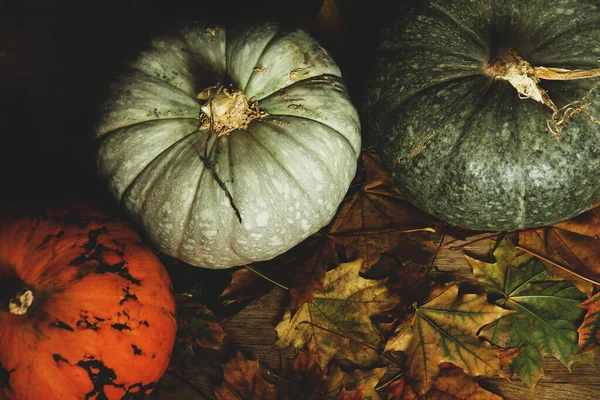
top-left (274, 259), bottom-right (399, 368)
top-left (385, 284), bottom-right (512, 394)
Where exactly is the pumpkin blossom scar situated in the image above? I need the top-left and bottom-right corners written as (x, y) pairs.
top-left (197, 84), bottom-right (268, 136)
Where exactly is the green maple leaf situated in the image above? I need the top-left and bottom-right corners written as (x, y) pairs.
top-left (466, 239), bottom-right (587, 388)
top-left (275, 259), bottom-right (399, 368)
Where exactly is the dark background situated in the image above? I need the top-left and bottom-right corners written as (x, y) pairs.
top-left (0, 0), bottom-right (398, 207)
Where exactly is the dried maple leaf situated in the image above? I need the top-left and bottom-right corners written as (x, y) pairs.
top-left (369, 253), bottom-right (435, 324)
top-left (274, 348), bottom-right (386, 399)
top-left (328, 174), bottom-right (437, 271)
top-left (386, 366), bottom-right (502, 400)
top-left (467, 239), bottom-right (587, 388)
top-left (385, 284), bottom-right (512, 394)
top-left (386, 377), bottom-right (420, 400)
top-left (578, 292), bottom-right (600, 353)
top-left (275, 259), bottom-right (399, 368)
top-left (289, 236), bottom-right (338, 312)
top-left (362, 152), bottom-right (395, 188)
top-left (519, 206), bottom-right (600, 296)
top-left (175, 297), bottom-right (226, 351)
top-left (214, 351), bottom-right (276, 400)
top-left (220, 236), bottom-right (337, 310)
top-left (428, 365), bottom-right (502, 400)
top-left (497, 347), bottom-right (525, 380)
top-left (336, 387), bottom-right (366, 400)
top-left (325, 364), bottom-right (386, 400)
top-left (275, 348), bottom-right (328, 399)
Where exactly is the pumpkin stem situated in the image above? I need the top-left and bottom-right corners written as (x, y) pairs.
top-left (197, 84), bottom-right (267, 136)
top-left (483, 49), bottom-right (600, 136)
top-left (0, 277), bottom-right (35, 315)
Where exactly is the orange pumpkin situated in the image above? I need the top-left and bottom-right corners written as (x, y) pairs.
top-left (0, 204), bottom-right (177, 400)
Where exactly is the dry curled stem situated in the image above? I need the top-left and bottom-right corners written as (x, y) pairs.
top-left (483, 49), bottom-right (600, 136)
top-left (195, 83), bottom-right (267, 223)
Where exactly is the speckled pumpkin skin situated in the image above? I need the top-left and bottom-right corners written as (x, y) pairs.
top-left (95, 22), bottom-right (361, 269)
top-left (0, 204), bottom-right (176, 400)
top-left (364, 0), bottom-right (600, 231)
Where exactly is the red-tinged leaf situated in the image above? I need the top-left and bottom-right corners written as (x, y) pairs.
top-left (275, 348), bottom-right (385, 399)
top-left (578, 292), bottom-right (600, 353)
top-left (428, 366), bottom-right (503, 400)
top-left (214, 352), bottom-right (276, 400)
top-left (385, 377), bottom-right (421, 400)
top-left (386, 366), bottom-right (502, 400)
top-left (336, 386), bottom-right (366, 400)
top-left (497, 347), bottom-right (525, 380)
top-left (275, 347), bottom-right (327, 399)
top-left (325, 364), bottom-right (386, 400)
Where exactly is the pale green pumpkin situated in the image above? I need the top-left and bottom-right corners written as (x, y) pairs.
top-left (95, 23), bottom-right (360, 268)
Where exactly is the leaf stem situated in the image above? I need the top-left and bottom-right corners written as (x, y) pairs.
top-left (244, 264), bottom-right (289, 291)
top-left (329, 226), bottom-right (435, 237)
top-left (374, 372), bottom-right (404, 391)
top-left (438, 232), bottom-right (504, 250)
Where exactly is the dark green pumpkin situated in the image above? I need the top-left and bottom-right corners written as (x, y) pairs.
top-left (364, 0), bottom-right (600, 231)
top-left (95, 22), bottom-right (360, 269)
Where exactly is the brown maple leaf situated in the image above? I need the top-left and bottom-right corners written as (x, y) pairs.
top-left (386, 365), bottom-right (502, 400)
top-left (214, 351), bottom-right (276, 400)
top-left (276, 348), bottom-right (328, 399)
top-left (368, 253), bottom-right (436, 325)
top-left (220, 236), bottom-right (337, 311)
top-left (362, 152), bottom-right (395, 188)
top-left (519, 206), bottom-right (600, 296)
top-left (175, 299), bottom-right (226, 351)
top-left (274, 348), bottom-right (386, 399)
top-left (325, 364), bottom-right (386, 400)
top-left (385, 376), bottom-right (419, 400)
top-left (390, 362), bottom-right (501, 400)
top-left (385, 284), bottom-right (512, 394)
top-left (336, 386), bottom-right (366, 400)
top-left (288, 236), bottom-right (338, 312)
top-left (275, 259), bottom-right (399, 368)
top-left (328, 151), bottom-right (438, 271)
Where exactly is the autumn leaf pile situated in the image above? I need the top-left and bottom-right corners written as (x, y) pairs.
top-left (155, 147), bottom-right (600, 400)
top-left (148, 2), bottom-right (600, 399)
